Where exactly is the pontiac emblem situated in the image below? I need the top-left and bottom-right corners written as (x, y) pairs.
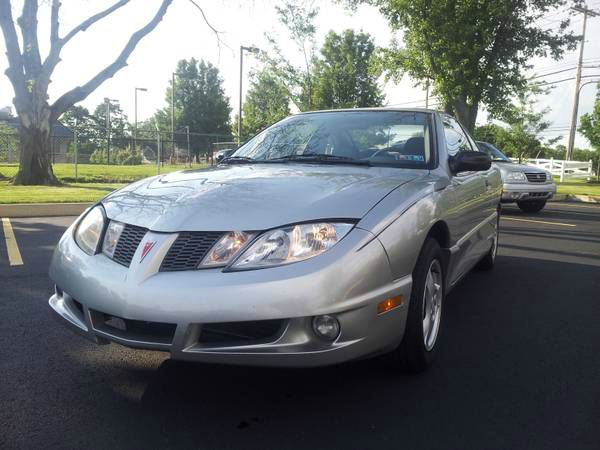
top-left (140, 241), bottom-right (156, 262)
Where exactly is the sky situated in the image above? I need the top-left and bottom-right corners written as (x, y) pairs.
top-left (0, 0), bottom-right (599, 149)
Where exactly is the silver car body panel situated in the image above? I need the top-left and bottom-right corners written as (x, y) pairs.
top-left (49, 108), bottom-right (502, 367)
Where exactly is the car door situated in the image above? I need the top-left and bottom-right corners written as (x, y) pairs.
top-left (441, 115), bottom-right (489, 285)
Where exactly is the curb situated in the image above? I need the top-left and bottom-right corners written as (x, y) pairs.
top-left (0, 203), bottom-right (90, 218)
top-left (550, 194), bottom-right (600, 204)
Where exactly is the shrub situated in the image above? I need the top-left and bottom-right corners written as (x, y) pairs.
top-left (89, 148), bottom-right (142, 165)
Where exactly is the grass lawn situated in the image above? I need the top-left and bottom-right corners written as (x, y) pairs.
top-left (0, 181), bottom-right (124, 204)
top-left (1, 166), bottom-right (599, 204)
top-left (554, 177), bottom-right (600, 197)
top-left (0, 163), bottom-right (207, 183)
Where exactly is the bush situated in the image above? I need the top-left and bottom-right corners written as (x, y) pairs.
top-left (89, 148), bottom-right (142, 165)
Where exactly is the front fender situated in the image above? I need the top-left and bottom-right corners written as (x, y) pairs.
top-left (357, 175), bottom-right (442, 280)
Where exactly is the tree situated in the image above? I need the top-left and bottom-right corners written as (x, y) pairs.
top-left (162, 58), bottom-right (232, 157)
top-left (579, 83), bottom-right (600, 178)
top-left (262, 0), bottom-right (319, 111)
top-left (345, 0), bottom-right (578, 132)
top-left (0, 0), bottom-right (220, 184)
top-left (474, 92), bottom-right (556, 159)
top-left (241, 69), bottom-right (291, 138)
top-left (311, 30), bottom-right (384, 109)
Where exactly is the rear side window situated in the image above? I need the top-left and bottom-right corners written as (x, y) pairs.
top-left (443, 116), bottom-right (473, 156)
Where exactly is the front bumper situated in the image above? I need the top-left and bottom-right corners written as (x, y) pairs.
top-left (49, 225), bottom-right (412, 367)
top-left (501, 182), bottom-right (557, 202)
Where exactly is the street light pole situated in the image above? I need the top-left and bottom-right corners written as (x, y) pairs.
top-left (104, 97), bottom-right (118, 165)
top-left (238, 45), bottom-right (260, 145)
top-left (134, 87), bottom-right (148, 153)
top-left (566, 5), bottom-right (599, 161)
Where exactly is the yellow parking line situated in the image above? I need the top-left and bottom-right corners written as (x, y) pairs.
top-left (501, 217), bottom-right (576, 227)
top-left (1, 218), bottom-right (24, 266)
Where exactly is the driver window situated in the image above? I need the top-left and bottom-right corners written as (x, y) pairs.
top-left (443, 116), bottom-right (473, 156)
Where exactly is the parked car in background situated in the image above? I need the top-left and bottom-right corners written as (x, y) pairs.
top-left (214, 148), bottom-right (235, 164)
top-left (49, 109), bottom-right (501, 373)
top-left (477, 141), bottom-right (556, 212)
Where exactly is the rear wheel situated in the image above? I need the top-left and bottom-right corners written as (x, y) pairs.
top-left (517, 199), bottom-right (546, 213)
top-left (393, 238), bottom-right (445, 372)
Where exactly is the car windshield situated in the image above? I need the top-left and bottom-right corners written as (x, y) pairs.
top-left (230, 111), bottom-right (432, 169)
top-left (477, 142), bottom-right (511, 162)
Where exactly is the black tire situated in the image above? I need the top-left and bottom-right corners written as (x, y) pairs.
top-left (517, 199), bottom-right (547, 213)
top-left (393, 238), bottom-right (445, 372)
top-left (476, 213), bottom-right (499, 271)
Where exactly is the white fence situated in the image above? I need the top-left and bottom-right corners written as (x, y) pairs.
top-left (521, 158), bottom-right (593, 182)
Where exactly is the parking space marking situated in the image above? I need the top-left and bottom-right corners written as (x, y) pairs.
top-left (501, 217), bottom-right (576, 227)
top-left (1, 218), bottom-right (24, 266)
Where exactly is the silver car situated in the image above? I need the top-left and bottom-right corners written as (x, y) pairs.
top-left (49, 109), bottom-right (501, 372)
top-left (477, 141), bottom-right (556, 213)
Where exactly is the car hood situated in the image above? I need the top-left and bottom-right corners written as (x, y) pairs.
top-left (102, 164), bottom-right (425, 232)
top-left (493, 161), bottom-right (545, 174)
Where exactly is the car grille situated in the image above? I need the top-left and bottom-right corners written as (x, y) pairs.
top-left (91, 310), bottom-right (177, 345)
top-left (199, 320), bottom-right (285, 344)
top-left (160, 231), bottom-right (224, 271)
top-left (112, 224), bottom-right (148, 267)
top-left (525, 172), bottom-right (547, 183)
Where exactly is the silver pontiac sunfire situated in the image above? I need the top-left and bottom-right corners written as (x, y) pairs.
top-left (49, 109), bottom-right (502, 372)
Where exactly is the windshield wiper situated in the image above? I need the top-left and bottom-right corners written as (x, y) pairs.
top-left (270, 152), bottom-right (371, 165)
top-left (221, 156), bottom-right (256, 164)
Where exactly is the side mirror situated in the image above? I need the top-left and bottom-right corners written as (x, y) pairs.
top-left (449, 151), bottom-right (492, 173)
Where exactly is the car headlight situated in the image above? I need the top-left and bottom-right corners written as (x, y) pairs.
top-left (505, 171), bottom-right (526, 182)
top-left (199, 231), bottom-right (254, 267)
top-left (102, 220), bottom-right (125, 258)
top-left (74, 205), bottom-right (106, 255)
top-left (230, 222), bottom-right (353, 270)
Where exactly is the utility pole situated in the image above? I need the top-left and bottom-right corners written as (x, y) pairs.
top-left (186, 125), bottom-right (191, 167)
top-left (105, 97), bottom-right (110, 165)
top-left (74, 118), bottom-right (78, 183)
top-left (104, 98), bottom-right (118, 165)
top-left (566, 5), bottom-right (599, 161)
top-left (134, 87), bottom-right (147, 154)
top-left (425, 79), bottom-right (430, 109)
top-left (171, 72), bottom-right (176, 163)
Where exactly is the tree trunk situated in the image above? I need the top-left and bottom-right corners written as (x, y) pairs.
top-left (13, 118), bottom-right (59, 185)
top-left (451, 99), bottom-right (479, 134)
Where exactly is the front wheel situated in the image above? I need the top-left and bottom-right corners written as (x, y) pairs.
top-left (517, 199), bottom-right (547, 213)
top-left (392, 238), bottom-right (445, 372)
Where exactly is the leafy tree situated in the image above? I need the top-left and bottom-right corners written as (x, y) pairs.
top-left (579, 85), bottom-right (600, 178)
top-left (60, 105), bottom-right (98, 157)
top-left (241, 69), bottom-right (291, 138)
top-left (344, 0), bottom-right (578, 132)
top-left (273, 0), bottom-right (319, 110)
top-left (312, 30), bottom-right (384, 109)
top-left (161, 58), bottom-right (232, 157)
top-left (474, 92), bottom-right (557, 160)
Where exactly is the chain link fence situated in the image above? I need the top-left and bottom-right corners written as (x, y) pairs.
top-left (0, 130), bottom-right (235, 180)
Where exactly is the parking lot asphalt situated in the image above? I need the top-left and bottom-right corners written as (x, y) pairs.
top-left (1, 202), bottom-right (599, 450)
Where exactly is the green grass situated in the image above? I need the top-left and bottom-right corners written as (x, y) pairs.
top-left (0, 181), bottom-right (124, 204)
top-left (0, 163), bottom-right (207, 183)
top-left (554, 177), bottom-right (600, 197)
top-left (1, 166), bottom-right (598, 205)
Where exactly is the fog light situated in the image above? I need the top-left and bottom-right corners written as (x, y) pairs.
top-left (312, 315), bottom-right (340, 341)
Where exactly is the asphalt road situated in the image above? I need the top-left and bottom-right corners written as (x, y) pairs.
top-left (1, 202), bottom-right (599, 450)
